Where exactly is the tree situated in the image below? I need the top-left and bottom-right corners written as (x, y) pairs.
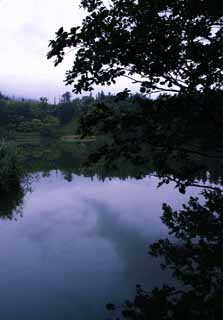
top-left (31, 119), bottom-right (44, 132)
top-left (48, 0), bottom-right (223, 95)
top-left (39, 97), bottom-right (48, 104)
top-left (0, 141), bottom-right (22, 191)
top-left (40, 115), bottom-right (60, 138)
top-left (61, 91), bottom-right (72, 103)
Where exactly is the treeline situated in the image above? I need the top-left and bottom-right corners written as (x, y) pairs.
top-left (0, 92), bottom-right (93, 138)
top-left (1, 89), bottom-right (223, 144)
top-left (0, 91), bottom-right (140, 139)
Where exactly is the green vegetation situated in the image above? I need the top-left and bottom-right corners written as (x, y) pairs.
top-left (0, 141), bottom-right (22, 191)
top-left (0, 91), bottom-right (134, 142)
top-left (0, 92), bottom-right (97, 141)
top-left (0, 90), bottom-right (147, 144)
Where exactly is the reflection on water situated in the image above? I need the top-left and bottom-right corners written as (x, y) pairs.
top-left (110, 189), bottom-right (223, 319)
top-left (0, 184), bottom-right (25, 220)
top-left (0, 171), bottom-right (197, 320)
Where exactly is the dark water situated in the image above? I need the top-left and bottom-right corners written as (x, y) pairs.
top-left (0, 167), bottom-right (198, 319)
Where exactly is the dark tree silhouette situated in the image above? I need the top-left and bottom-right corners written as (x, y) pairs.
top-left (48, 0), bottom-right (223, 95)
top-left (61, 91), bottom-right (72, 103)
top-left (47, 1), bottom-right (223, 175)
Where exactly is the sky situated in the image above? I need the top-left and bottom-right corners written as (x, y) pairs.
top-left (0, 0), bottom-right (132, 102)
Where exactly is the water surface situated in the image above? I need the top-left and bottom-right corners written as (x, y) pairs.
top-left (0, 169), bottom-right (197, 319)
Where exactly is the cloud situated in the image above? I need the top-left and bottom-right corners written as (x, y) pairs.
top-left (0, 0), bottom-right (85, 100)
top-left (0, 0), bottom-right (136, 101)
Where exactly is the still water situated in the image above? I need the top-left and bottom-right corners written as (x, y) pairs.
top-left (0, 170), bottom-right (197, 319)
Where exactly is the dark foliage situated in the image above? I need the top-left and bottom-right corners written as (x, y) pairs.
top-left (0, 141), bottom-right (22, 191)
top-left (48, 0), bottom-right (223, 95)
top-left (0, 184), bottom-right (25, 220)
top-left (77, 92), bottom-right (223, 192)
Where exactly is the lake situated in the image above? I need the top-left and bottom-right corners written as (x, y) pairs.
top-left (0, 144), bottom-right (200, 319)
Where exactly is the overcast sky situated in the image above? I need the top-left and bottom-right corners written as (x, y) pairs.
top-left (0, 0), bottom-right (133, 102)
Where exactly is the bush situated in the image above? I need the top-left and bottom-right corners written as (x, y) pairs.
top-left (0, 141), bottom-right (22, 191)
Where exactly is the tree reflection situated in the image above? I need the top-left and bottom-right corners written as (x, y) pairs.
top-left (0, 186), bottom-right (24, 220)
top-left (6, 140), bottom-right (223, 317)
top-left (0, 177), bottom-right (31, 220)
top-left (107, 189), bottom-right (223, 319)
